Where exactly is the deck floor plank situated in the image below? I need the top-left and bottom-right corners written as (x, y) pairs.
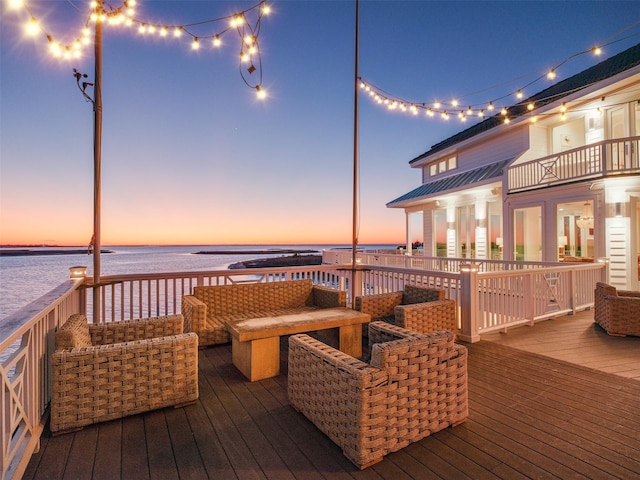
top-left (144, 409), bottom-right (179, 480)
top-left (121, 415), bottom-right (151, 480)
top-left (92, 421), bottom-right (122, 480)
top-left (27, 310), bottom-right (640, 479)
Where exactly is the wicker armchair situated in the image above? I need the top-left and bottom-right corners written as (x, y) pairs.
top-left (355, 285), bottom-right (457, 334)
top-left (594, 282), bottom-right (640, 336)
top-left (288, 321), bottom-right (468, 469)
top-left (50, 313), bottom-right (199, 435)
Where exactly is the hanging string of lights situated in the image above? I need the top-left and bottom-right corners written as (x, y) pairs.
top-left (5, 0), bottom-right (271, 98)
top-left (359, 20), bottom-right (640, 125)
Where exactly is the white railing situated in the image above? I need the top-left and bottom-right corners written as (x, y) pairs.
top-left (84, 265), bottom-right (352, 323)
top-left (0, 280), bottom-right (83, 480)
top-left (0, 259), bottom-right (608, 479)
top-left (323, 249), bottom-right (561, 272)
top-left (473, 261), bottom-right (605, 334)
top-left (508, 137), bottom-right (640, 193)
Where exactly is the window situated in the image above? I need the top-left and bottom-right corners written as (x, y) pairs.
top-left (428, 155), bottom-right (457, 177)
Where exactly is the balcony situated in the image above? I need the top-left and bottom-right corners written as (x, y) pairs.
top-left (2, 260), bottom-right (636, 479)
top-left (507, 137), bottom-right (640, 193)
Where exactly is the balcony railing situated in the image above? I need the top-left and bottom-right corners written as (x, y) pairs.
top-left (0, 259), bottom-right (607, 480)
top-left (507, 137), bottom-right (640, 193)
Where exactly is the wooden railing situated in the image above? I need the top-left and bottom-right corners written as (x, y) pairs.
top-left (507, 137), bottom-right (640, 193)
top-left (0, 259), bottom-right (608, 479)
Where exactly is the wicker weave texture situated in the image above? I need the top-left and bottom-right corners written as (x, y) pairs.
top-left (182, 279), bottom-right (346, 347)
top-left (51, 315), bottom-right (199, 434)
top-left (355, 286), bottom-right (456, 333)
top-left (395, 299), bottom-right (458, 334)
top-left (288, 321), bottom-right (468, 469)
top-left (594, 282), bottom-right (640, 336)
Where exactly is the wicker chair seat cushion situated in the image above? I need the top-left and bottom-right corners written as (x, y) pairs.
top-left (55, 314), bottom-right (93, 350)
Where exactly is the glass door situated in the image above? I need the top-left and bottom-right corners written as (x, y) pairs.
top-left (514, 206), bottom-right (542, 261)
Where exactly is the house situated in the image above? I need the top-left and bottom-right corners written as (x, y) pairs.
top-left (388, 43), bottom-right (640, 290)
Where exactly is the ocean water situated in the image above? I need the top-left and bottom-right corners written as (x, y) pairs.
top-left (0, 244), bottom-right (393, 322)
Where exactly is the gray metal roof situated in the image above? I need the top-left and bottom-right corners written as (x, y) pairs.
top-left (387, 158), bottom-right (511, 207)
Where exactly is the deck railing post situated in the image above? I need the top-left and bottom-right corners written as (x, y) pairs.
top-left (459, 263), bottom-right (480, 343)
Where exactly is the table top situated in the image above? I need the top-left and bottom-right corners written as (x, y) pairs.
top-left (225, 307), bottom-right (370, 341)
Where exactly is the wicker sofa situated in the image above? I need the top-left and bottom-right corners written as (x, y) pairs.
top-left (594, 282), bottom-right (640, 336)
top-left (288, 321), bottom-right (468, 469)
top-left (354, 285), bottom-right (457, 334)
top-left (50, 313), bottom-right (199, 435)
top-left (181, 279), bottom-right (347, 347)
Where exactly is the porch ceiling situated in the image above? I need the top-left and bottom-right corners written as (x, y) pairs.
top-left (387, 158), bottom-right (512, 208)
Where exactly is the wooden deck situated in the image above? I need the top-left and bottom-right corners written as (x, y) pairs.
top-left (481, 308), bottom-right (640, 380)
top-left (25, 312), bottom-right (640, 479)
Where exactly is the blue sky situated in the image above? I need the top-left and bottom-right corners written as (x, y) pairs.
top-left (1, 0), bottom-right (638, 246)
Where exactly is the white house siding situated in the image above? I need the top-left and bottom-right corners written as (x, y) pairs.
top-left (418, 124), bottom-right (529, 179)
top-left (515, 124), bottom-right (548, 165)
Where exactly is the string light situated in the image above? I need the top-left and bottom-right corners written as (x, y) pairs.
top-left (7, 0), bottom-right (270, 94)
top-left (359, 22), bottom-right (636, 126)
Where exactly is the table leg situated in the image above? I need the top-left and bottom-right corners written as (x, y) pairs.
top-left (338, 324), bottom-right (362, 358)
top-left (232, 336), bottom-right (280, 381)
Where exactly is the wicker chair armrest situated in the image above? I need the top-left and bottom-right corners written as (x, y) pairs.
top-left (367, 320), bottom-right (423, 345)
top-left (181, 295), bottom-right (207, 333)
top-left (354, 292), bottom-right (404, 320)
top-left (616, 289), bottom-right (640, 299)
top-left (89, 314), bottom-right (184, 345)
top-left (394, 299), bottom-right (458, 333)
top-left (312, 285), bottom-right (347, 308)
top-left (288, 334), bottom-right (387, 388)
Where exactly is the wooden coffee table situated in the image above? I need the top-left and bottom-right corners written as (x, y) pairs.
top-left (225, 308), bottom-right (370, 381)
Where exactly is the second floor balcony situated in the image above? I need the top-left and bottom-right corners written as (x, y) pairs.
top-left (507, 136), bottom-right (640, 193)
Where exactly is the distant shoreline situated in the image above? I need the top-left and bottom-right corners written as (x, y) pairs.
top-left (228, 254), bottom-right (323, 269)
top-left (193, 249), bottom-right (318, 255)
top-left (0, 249), bottom-right (114, 257)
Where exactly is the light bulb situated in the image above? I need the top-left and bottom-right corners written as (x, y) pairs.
top-left (138, 24), bottom-right (147, 34)
top-left (160, 27), bottom-right (168, 37)
top-left (501, 107), bottom-right (508, 116)
top-left (592, 46), bottom-right (602, 55)
top-left (213, 35), bottom-right (221, 47)
top-left (560, 102), bottom-right (567, 113)
top-left (527, 102), bottom-right (535, 111)
top-left (467, 106), bottom-right (473, 115)
top-left (504, 117), bottom-right (510, 124)
top-left (26, 17), bottom-right (39, 36)
top-left (173, 27), bottom-right (183, 37)
top-left (547, 69), bottom-right (556, 80)
top-left (516, 89), bottom-right (523, 99)
top-left (434, 101), bottom-right (441, 109)
top-left (8, 0), bottom-right (23, 9)
top-left (530, 116), bottom-right (538, 123)
top-left (488, 101), bottom-right (494, 111)
top-left (451, 99), bottom-right (458, 107)
top-left (191, 38), bottom-right (200, 50)
top-left (256, 85), bottom-right (266, 99)
top-left (262, 4), bottom-right (271, 14)
top-left (478, 109), bottom-right (485, 117)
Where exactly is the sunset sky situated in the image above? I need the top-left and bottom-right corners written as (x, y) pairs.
top-left (1, 0), bottom-right (638, 246)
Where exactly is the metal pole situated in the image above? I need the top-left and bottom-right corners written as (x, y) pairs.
top-left (92, 9), bottom-right (103, 322)
top-left (351, 0), bottom-right (359, 301)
